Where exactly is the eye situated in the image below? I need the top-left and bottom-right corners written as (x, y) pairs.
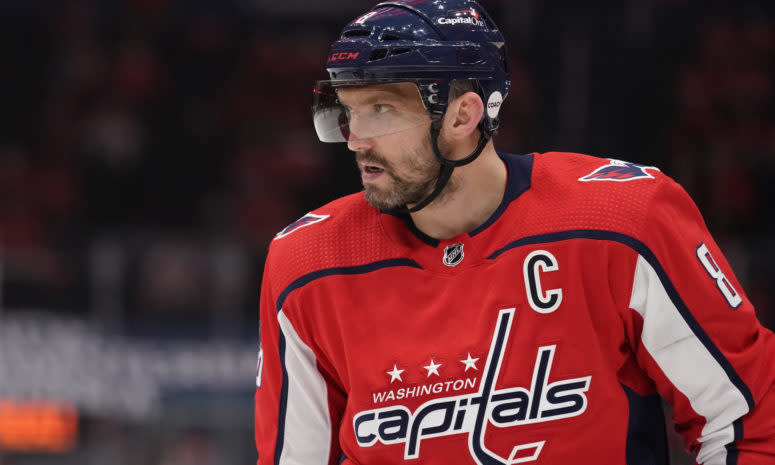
top-left (373, 104), bottom-right (390, 114)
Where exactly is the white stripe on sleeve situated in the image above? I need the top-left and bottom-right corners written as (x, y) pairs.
top-left (629, 255), bottom-right (749, 465)
top-left (278, 310), bottom-right (332, 465)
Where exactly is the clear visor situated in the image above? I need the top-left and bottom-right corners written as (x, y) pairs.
top-left (312, 80), bottom-right (431, 143)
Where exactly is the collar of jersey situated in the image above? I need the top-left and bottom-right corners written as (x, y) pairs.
top-left (380, 152), bottom-right (533, 248)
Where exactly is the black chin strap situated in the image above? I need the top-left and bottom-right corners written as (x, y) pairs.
top-left (402, 119), bottom-right (491, 213)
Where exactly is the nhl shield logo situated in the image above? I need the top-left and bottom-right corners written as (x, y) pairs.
top-left (443, 243), bottom-right (464, 267)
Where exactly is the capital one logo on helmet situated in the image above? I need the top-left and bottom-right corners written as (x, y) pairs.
top-left (437, 8), bottom-right (485, 27)
top-left (353, 308), bottom-right (592, 463)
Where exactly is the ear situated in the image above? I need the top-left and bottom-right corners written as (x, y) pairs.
top-left (442, 91), bottom-right (484, 141)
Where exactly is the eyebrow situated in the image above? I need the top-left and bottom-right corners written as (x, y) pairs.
top-left (337, 90), bottom-right (405, 107)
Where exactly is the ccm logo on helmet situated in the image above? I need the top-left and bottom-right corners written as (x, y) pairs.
top-left (329, 52), bottom-right (360, 62)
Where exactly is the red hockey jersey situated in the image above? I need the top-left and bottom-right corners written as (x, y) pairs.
top-left (255, 152), bottom-right (775, 465)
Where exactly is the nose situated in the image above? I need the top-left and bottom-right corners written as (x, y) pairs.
top-left (346, 131), bottom-right (373, 152)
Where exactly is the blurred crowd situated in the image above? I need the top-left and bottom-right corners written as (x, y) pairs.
top-left (0, 1), bottom-right (345, 326)
top-left (1, 0), bottom-right (770, 329)
top-left (0, 0), bottom-right (773, 463)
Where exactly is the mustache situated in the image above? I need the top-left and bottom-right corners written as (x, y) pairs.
top-left (356, 151), bottom-right (391, 169)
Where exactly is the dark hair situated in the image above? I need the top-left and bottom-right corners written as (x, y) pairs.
top-left (448, 79), bottom-right (479, 102)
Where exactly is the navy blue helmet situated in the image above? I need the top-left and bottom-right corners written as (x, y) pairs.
top-left (313, 0), bottom-right (510, 143)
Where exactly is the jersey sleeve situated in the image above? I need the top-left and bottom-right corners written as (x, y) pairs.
top-left (255, 248), bottom-right (346, 465)
top-left (625, 177), bottom-right (775, 465)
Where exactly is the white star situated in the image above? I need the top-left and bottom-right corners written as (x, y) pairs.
top-left (387, 364), bottom-right (404, 383)
top-left (460, 353), bottom-right (479, 372)
top-left (423, 359), bottom-right (442, 377)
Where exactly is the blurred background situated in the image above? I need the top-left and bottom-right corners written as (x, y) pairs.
top-left (0, 0), bottom-right (773, 464)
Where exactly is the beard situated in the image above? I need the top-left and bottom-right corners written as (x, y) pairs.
top-left (356, 134), bottom-right (451, 210)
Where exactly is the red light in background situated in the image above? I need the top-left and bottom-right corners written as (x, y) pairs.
top-left (0, 400), bottom-right (78, 453)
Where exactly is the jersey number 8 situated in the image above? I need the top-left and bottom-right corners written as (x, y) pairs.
top-left (696, 243), bottom-right (743, 309)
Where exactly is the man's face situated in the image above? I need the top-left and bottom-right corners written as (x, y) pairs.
top-left (336, 82), bottom-right (443, 210)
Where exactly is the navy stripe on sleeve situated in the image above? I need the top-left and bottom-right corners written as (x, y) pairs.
top-left (274, 333), bottom-right (288, 465)
top-left (725, 418), bottom-right (744, 465)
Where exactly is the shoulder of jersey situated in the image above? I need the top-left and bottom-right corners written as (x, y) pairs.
top-left (265, 192), bottom-right (404, 291)
top-left (523, 151), bottom-right (672, 238)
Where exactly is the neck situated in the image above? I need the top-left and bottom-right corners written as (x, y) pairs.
top-left (409, 142), bottom-right (506, 240)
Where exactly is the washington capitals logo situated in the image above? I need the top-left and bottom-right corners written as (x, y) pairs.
top-left (353, 308), bottom-right (592, 463)
top-left (274, 212), bottom-right (330, 239)
top-left (579, 159), bottom-right (660, 182)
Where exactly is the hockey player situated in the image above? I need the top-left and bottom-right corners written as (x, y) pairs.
top-left (255, 1), bottom-right (775, 464)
